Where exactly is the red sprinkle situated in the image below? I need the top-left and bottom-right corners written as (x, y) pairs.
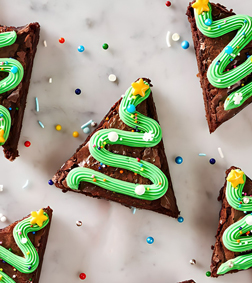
top-left (79, 273), bottom-right (86, 280)
top-left (24, 141), bottom-right (31, 147)
top-left (166, 1), bottom-right (171, 7)
top-left (59, 37), bottom-right (65, 44)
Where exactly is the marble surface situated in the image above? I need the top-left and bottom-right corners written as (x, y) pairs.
top-left (1, 0), bottom-right (252, 282)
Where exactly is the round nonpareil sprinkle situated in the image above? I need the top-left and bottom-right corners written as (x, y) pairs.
top-left (79, 273), bottom-right (86, 280)
top-left (24, 141), bottom-right (31, 147)
top-left (78, 45), bottom-right (85, 52)
top-left (172, 33), bottom-right (180, 41)
top-left (165, 1), bottom-right (171, 7)
top-left (108, 74), bottom-right (117, 82)
top-left (48, 180), bottom-right (54, 186)
top-left (178, 216), bottom-right (184, 223)
top-left (76, 221), bottom-right (82, 227)
top-left (209, 158), bottom-right (216, 165)
top-left (55, 124), bottom-right (62, 131)
top-left (175, 156), bottom-right (183, 164)
top-left (73, 131), bottom-right (79, 138)
top-left (59, 37), bottom-right (65, 44)
top-left (146, 236), bottom-right (154, 244)
top-left (190, 259), bottom-right (196, 265)
top-left (102, 43), bottom-right (109, 50)
top-left (83, 127), bottom-right (90, 134)
top-left (181, 41), bottom-right (189, 49)
top-left (75, 88), bottom-right (81, 95)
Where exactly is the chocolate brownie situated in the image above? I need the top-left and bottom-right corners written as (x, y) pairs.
top-left (53, 78), bottom-right (179, 218)
top-left (0, 23), bottom-right (40, 160)
top-left (0, 207), bottom-right (52, 282)
top-left (211, 167), bottom-right (252, 277)
top-left (187, 2), bottom-right (252, 133)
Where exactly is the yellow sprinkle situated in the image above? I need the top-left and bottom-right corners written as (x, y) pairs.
top-left (237, 240), bottom-right (240, 243)
top-left (147, 187), bottom-right (150, 191)
top-left (208, 27), bottom-right (211, 30)
top-left (120, 170), bottom-right (123, 174)
top-left (0, 268), bottom-right (2, 272)
top-left (134, 121), bottom-right (138, 123)
top-left (251, 57), bottom-right (252, 63)
top-left (134, 173), bottom-right (137, 176)
top-left (103, 142), bottom-right (106, 145)
top-left (72, 131), bottom-right (79, 138)
top-left (55, 124), bottom-right (62, 131)
top-left (103, 179), bottom-right (106, 182)
top-left (93, 178), bottom-right (96, 182)
top-left (131, 130), bottom-right (134, 132)
top-left (13, 268), bottom-right (16, 271)
top-left (237, 46), bottom-right (240, 49)
top-left (0, 275), bottom-right (2, 280)
top-left (131, 115), bottom-right (134, 118)
top-left (241, 84), bottom-right (245, 86)
top-left (239, 231), bottom-right (243, 234)
top-left (26, 252), bottom-right (30, 255)
top-left (132, 96), bottom-right (137, 99)
top-left (105, 117), bottom-right (109, 121)
top-left (140, 168), bottom-right (144, 171)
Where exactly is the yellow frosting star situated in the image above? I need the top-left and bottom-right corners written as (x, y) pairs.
top-left (0, 129), bottom-right (5, 143)
top-left (30, 209), bottom-right (48, 227)
top-left (227, 169), bottom-right (245, 188)
top-left (131, 79), bottom-right (149, 97)
top-left (192, 0), bottom-right (210, 15)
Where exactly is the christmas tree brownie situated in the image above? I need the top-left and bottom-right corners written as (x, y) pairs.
top-left (0, 22), bottom-right (40, 160)
top-left (211, 167), bottom-right (252, 277)
top-left (53, 78), bottom-right (179, 218)
top-left (187, 0), bottom-right (252, 133)
top-left (0, 207), bottom-right (52, 282)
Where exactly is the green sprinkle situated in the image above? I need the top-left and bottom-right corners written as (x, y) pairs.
top-left (206, 271), bottom-right (211, 277)
top-left (102, 43), bottom-right (109, 50)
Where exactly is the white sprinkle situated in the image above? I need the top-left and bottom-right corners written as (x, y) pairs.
top-left (172, 33), bottom-right (180, 41)
top-left (38, 120), bottom-right (45, 128)
top-left (120, 138), bottom-right (123, 141)
top-left (0, 215), bottom-right (7, 222)
top-left (131, 207), bottom-right (137, 214)
top-left (217, 79), bottom-right (221, 82)
top-left (12, 275), bottom-right (16, 279)
top-left (43, 40), bottom-right (47, 47)
top-left (49, 78), bottom-right (53, 83)
top-left (218, 147), bottom-right (224, 158)
top-left (21, 238), bottom-right (27, 244)
top-left (22, 180), bottom-right (29, 189)
top-left (108, 74), bottom-right (117, 82)
top-left (198, 153), bottom-right (206, 156)
top-left (0, 185), bottom-right (3, 192)
top-left (166, 31), bottom-right (171, 47)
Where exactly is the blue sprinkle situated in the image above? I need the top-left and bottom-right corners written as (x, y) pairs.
top-left (98, 147), bottom-right (101, 150)
top-left (28, 266), bottom-right (31, 270)
top-left (239, 204), bottom-right (242, 208)
top-left (209, 158), bottom-right (216, 165)
top-left (181, 41), bottom-right (190, 50)
top-left (175, 156), bottom-right (183, 164)
top-left (178, 216), bottom-right (184, 223)
top-left (205, 19), bottom-right (212, 26)
top-left (244, 19), bottom-right (248, 23)
top-left (10, 66), bottom-right (18, 74)
top-left (78, 45), bottom-right (85, 52)
top-left (2, 261), bottom-right (6, 263)
top-left (238, 198), bottom-right (241, 201)
top-left (247, 55), bottom-right (250, 58)
top-left (32, 232), bottom-right (36, 235)
top-left (218, 25), bottom-right (221, 28)
top-left (0, 114), bottom-right (3, 117)
top-left (146, 237), bottom-right (154, 244)
top-left (230, 58), bottom-right (233, 62)
top-left (48, 179), bottom-right (53, 186)
top-left (127, 104), bottom-right (136, 113)
top-left (98, 166), bottom-right (102, 170)
top-left (242, 32), bottom-right (246, 36)
top-left (8, 107), bottom-right (12, 111)
top-left (4, 61), bottom-right (8, 65)
top-left (239, 227), bottom-right (243, 230)
top-left (140, 164), bottom-right (143, 167)
top-left (199, 153), bottom-right (206, 156)
top-left (100, 163), bottom-right (103, 165)
top-left (38, 120), bottom-right (45, 128)
top-left (75, 88), bottom-right (81, 95)
top-left (131, 207), bottom-right (136, 214)
top-left (35, 97), bottom-right (39, 112)
top-left (225, 46), bottom-right (233, 55)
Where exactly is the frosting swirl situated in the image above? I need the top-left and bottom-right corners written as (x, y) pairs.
top-left (66, 79), bottom-right (168, 200)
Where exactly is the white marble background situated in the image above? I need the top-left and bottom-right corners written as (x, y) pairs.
top-left (0, 0), bottom-right (252, 282)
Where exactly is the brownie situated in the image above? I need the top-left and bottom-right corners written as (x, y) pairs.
top-left (53, 78), bottom-right (179, 218)
top-left (187, 2), bottom-right (252, 133)
top-left (179, 281), bottom-right (195, 283)
top-left (0, 207), bottom-right (52, 282)
top-left (0, 22), bottom-right (40, 160)
top-left (210, 167), bottom-right (252, 277)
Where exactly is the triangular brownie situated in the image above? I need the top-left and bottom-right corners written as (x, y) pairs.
top-left (53, 78), bottom-right (179, 218)
top-left (211, 167), bottom-right (252, 277)
top-left (0, 207), bottom-right (52, 282)
top-left (0, 23), bottom-right (40, 160)
top-left (187, 1), bottom-right (252, 133)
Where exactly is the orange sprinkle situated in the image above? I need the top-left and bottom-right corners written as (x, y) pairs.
top-left (105, 117), bottom-right (109, 121)
top-left (134, 121), bottom-right (138, 123)
top-left (237, 240), bottom-right (240, 243)
top-left (134, 173), bottom-right (137, 176)
top-left (93, 178), bottom-right (96, 182)
top-left (120, 170), bottom-right (123, 174)
top-left (158, 182), bottom-right (161, 185)
top-left (237, 46), bottom-right (240, 49)
top-left (103, 179), bottom-right (106, 182)
top-left (1, 68), bottom-right (3, 71)
top-left (246, 231), bottom-right (250, 235)
top-left (131, 130), bottom-right (134, 132)
top-left (101, 146), bottom-right (103, 148)
top-left (135, 113), bottom-right (138, 116)
top-left (239, 231), bottom-right (243, 235)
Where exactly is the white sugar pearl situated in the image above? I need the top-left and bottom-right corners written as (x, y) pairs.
top-left (108, 74), bottom-right (117, 82)
top-left (246, 215), bottom-right (252, 225)
top-left (243, 197), bottom-right (249, 204)
top-left (21, 238), bottom-right (27, 244)
top-left (172, 33), bottom-right (180, 41)
top-left (1, 215), bottom-right (7, 222)
top-left (228, 261), bottom-right (234, 268)
top-left (108, 131), bottom-right (118, 142)
top-left (135, 185), bottom-right (145, 195)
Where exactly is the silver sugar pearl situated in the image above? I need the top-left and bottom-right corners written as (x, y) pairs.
top-left (228, 261), bottom-right (234, 268)
top-left (76, 220), bottom-right (82, 227)
top-left (243, 197), bottom-right (249, 204)
top-left (91, 121), bottom-right (97, 127)
top-left (190, 259), bottom-right (196, 265)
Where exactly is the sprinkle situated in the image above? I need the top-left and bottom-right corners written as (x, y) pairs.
top-left (93, 178), bottom-right (96, 182)
top-left (83, 127), bottom-right (90, 134)
top-left (0, 215), bottom-right (6, 222)
top-left (48, 180), bottom-right (54, 185)
top-left (181, 40), bottom-right (189, 49)
top-left (55, 124), bottom-right (62, 131)
top-left (102, 43), bottom-right (109, 50)
top-left (131, 207), bottom-right (137, 214)
top-left (172, 33), bottom-right (180, 41)
top-left (59, 37), bottom-right (65, 44)
top-left (105, 117), bottom-right (109, 121)
top-left (108, 74), bottom-right (117, 82)
top-left (190, 259), bottom-right (196, 265)
top-left (198, 153), bottom-right (206, 156)
top-left (21, 238), bottom-right (27, 244)
top-left (72, 131), bottom-right (79, 138)
top-left (175, 156), bottom-right (183, 164)
top-left (22, 180), bottom-right (29, 189)
top-left (24, 141), bottom-right (31, 147)
top-left (49, 78), bottom-right (53, 83)
top-left (38, 120), bottom-right (45, 128)
top-left (91, 175), bottom-right (95, 178)
top-left (75, 88), bottom-right (81, 95)
top-left (146, 236), bottom-right (154, 244)
top-left (166, 31), bottom-right (171, 47)
top-left (178, 216), bottom-right (184, 223)
top-left (35, 97), bottom-right (39, 112)
top-left (78, 45), bottom-right (85, 52)
top-left (91, 121), bottom-right (97, 127)
top-left (76, 221), bottom-right (82, 227)
top-left (0, 185), bottom-right (3, 192)
top-left (43, 40), bottom-right (47, 47)
top-left (103, 179), bottom-right (106, 182)
top-left (218, 147), bottom-right (224, 158)
top-left (209, 158), bottom-right (216, 165)
top-left (79, 273), bottom-right (86, 280)
top-left (165, 1), bottom-right (171, 7)
top-left (120, 170), bottom-right (123, 174)
top-left (81, 120), bottom-right (93, 129)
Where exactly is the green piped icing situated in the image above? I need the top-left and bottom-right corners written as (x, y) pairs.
top-left (0, 271), bottom-right (15, 283)
top-left (0, 211), bottom-right (49, 274)
top-left (217, 170), bottom-right (252, 275)
top-left (66, 80), bottom-right (168, 200)
top-left (0, 30), bottom-right (24, 146)
top-left (0, 105), bottom-right (11, 146)
top-left (194, 3), bottom-right (252, 110)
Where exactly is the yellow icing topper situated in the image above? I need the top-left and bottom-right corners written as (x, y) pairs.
top-left (131, 78), bottom-right (150, 97)
top-left (192, 0), bottom-right (210, 15)
top-left (0, 129), bottom-right (5, 143)
top-left (0, 274), bottom-right (2, 281)
top-left (30, 209), bottom-right (48, 227)
top-left (227, 169), bottom-right (245, 188)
